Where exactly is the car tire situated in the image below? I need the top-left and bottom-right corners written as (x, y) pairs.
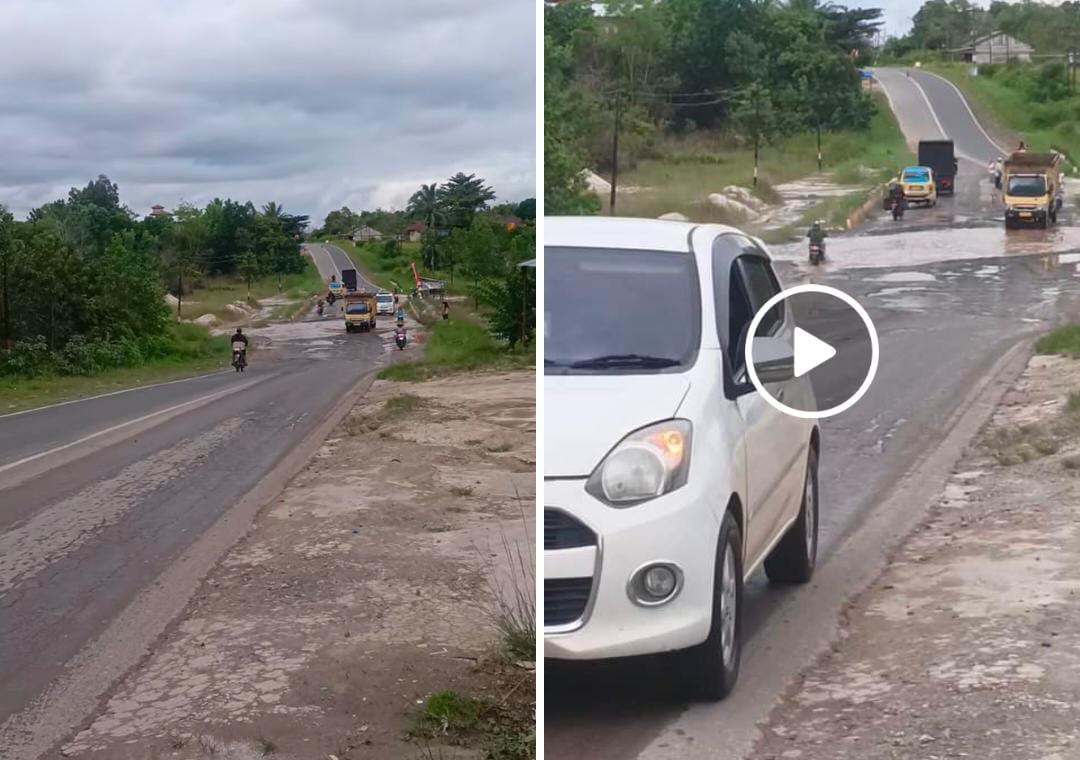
top-left (681, 510), bottom-right (743, 701)
top-left (764, 446), bottom-right (819, 585)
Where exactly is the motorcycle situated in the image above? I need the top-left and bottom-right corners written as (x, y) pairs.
top-left (394, 327), bottom-right (407, 350)
top-left (231, 345), bottom-right (247, 373)
top-left (317, 300), bottom-right (325, 317)
top-left (808, 242), bottom-right (825, 266)
top-left (891, 198), bottom-right (905, 221)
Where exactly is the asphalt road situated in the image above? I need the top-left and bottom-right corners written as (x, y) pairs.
top-left (545, 71), bottom-right (1080, 759)
top-left (0, 264), bottom-right (391, 758)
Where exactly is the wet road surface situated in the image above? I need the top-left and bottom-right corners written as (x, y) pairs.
top-left (0, 289), bottom-right (395, 756)
top-left (545, 69), bottom-right (1080, 759)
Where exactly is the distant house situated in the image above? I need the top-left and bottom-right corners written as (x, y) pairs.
top-left (350, 225), bottom-right (383, 243)
top-left (500, 216), bottom-right (524, 230)
top-left (398, 222), bottom-right (425, 243)
top-left (950, 32), bottom-right (1033, 65)
top-left (149, 204), bottom-right (169, 218)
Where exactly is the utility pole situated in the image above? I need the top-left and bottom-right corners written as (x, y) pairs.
top-left (753, 91), bottom-right (761, 188)
top-left (609, 97), bottom-right (621, 215)
top-left (1, 251), bottom-right (9, 352)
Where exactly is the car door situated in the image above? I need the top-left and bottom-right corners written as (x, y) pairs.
top-left (719, 243), bottom-right (804, 565)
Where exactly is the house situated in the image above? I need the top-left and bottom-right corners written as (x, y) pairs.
top-left (149, 204), bottom-right (169, 218)
top-left (950, 32), bottom-right (1033, 65)
top-left (350, 225), bottom-right (383, 243)
top-left (398, 222), bottom-right (425, 243)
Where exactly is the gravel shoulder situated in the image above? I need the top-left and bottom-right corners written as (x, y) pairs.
top-left (752, 352), bottom-right (1080, 760)
top-left (61, 368), bottom-right (535, 760)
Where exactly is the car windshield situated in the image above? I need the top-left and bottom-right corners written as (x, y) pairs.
top-left (545, 246), bottom-right (700, 374)
top-left (1007, 175), bottom-right (1046, 197)
top-left (346, 303), bottom-right (369, 314)
top-left (377, 295), bottom-right (392, 302)
top-left (902, 170), bottom-right (929, 182)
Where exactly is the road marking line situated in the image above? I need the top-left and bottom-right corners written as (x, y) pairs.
top-left (0, 370), bottom-right (231, 421)
top-left (0, 376), bottom-right (264, 476)
top-left (920, 70), bottom-right (1010, 157)
top-left (907, 71), bottom-right (948, 141)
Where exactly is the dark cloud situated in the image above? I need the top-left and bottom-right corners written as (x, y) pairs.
top-left (0, 0), bottom-right (536, 223)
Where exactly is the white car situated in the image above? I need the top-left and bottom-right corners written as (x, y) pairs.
top-left (375, 292), bottom-right (395, 316)
top-left (544, 217), bottom-right (820, 700)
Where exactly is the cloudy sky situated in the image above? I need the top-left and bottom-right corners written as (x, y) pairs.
top-left (0, 0), bottom-right (536, 225)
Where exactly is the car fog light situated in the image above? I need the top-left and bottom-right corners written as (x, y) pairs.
top-left (629, 563), bottom-right (683, 606)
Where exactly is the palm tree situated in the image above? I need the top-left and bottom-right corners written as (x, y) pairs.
top-left (407, 184), bottom-right (444, 231)
top-left (261, 201), bottom-right (284, 220)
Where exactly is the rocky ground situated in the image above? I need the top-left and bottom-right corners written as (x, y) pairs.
top-left (61, 367), bottom-right (535, 760)
top-left (751, 351), bottom-right (1080, 760)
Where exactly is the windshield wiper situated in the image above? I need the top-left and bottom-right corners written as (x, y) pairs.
top-left (569, 354), bottom-right (680, 369)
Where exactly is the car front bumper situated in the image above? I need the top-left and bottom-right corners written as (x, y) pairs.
top-left (544, 477), bottom-right (720, 660)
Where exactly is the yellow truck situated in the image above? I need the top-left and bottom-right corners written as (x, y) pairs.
top-left (343, 291), bottom-right (377, 333)
top-left (1003, 151), bottom-right (1064, 229)
top-left (898, 165), bottom-right (937, 207)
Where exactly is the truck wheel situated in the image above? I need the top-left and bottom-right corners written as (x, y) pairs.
top-left (765, 447), bottom-right (819, 584)
top-left (681, 510), bottom-right (743, 701)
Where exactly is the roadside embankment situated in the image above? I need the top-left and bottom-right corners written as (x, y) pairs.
top-left (751, 332), bottom-right (1080, 760)
top-left (61, 366), bottom-right (536, 760)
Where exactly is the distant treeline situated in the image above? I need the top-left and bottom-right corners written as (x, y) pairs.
top-left (545, 0), bottom-right (885, 214)
top-left (0, 175), bottom-right (307, 376)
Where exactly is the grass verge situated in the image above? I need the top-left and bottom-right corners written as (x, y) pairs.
top-left (605, 92), bottom-right (912, 222)
top-left (379, 319), bottom-right (532, 382)
top-left (178, 259), bottom-right (323, 323)
top-left (0, 322), bottom-right (227, 414)
top-left (410, 679), bottom-right (534, 760)
top-left (1036, 324), bottom-right (1080, 358)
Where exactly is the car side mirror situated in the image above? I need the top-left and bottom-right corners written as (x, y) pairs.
top-left (751, 336), bottom-right (795, 384)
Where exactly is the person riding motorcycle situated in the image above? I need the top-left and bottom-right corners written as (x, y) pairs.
top-left (807, 222), bottom-right (827, 252)
top-left (231, 328), bottom-right (248, 367)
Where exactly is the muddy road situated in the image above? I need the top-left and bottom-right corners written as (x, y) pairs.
top-left (0, 303), bottom-right (398, 759)
top-left (545, 70), bottom-right (1080, 760)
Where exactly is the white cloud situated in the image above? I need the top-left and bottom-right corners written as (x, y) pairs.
top-left (0, 0), bottom-right (536, 224)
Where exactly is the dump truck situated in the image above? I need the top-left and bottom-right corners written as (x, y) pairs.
top-left (343, 290), bottom-right (377, 332)
top-left (918, 140), bottom-right (957, 195)
top-left (341, 268), bottom-right (358, 292)
top-left (1003, 151), bottom-right (1063, 229)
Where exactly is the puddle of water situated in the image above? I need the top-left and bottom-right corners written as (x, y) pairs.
top-left (871, 286), bottom-right (929, 297)
top-left (246, 319), bottom-right (345, 343)
top-left (772, 225), bottom-right (1080, 270)
top-left (866, 272), bottom-right (938, 283)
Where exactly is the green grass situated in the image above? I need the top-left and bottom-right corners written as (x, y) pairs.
top-left (0, 322), bottom-right (228, 414)
top-left (378, 318), bottom-right (532, 382)
top-left (605, 92), bottom-right (913, 223)
top-left (1036, 324), bottom-right (1080, 358)
top-left (409, 687), bottom-right (533, 760)
top-left (926, 62), bottom-right (1080, 169)
top-left (178, 259), bottom-right (323, 323)
top-left (411, 691), bottom-right (488, 739)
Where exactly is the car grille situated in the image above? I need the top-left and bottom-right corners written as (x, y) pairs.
top-left (544, 509), bottom-right (597, 550)
top-left (545, 577), bottom-right (593, 627)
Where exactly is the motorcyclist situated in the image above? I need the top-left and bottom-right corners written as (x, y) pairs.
top-left (807, 221), bottom-right (827, 253)
top-left (231, 328), bottom-right (248, 366)
top-left (317, 298), bottom-right (325, 316)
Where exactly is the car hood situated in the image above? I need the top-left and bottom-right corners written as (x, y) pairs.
top-left (545, 374), bottom-right (692, 477)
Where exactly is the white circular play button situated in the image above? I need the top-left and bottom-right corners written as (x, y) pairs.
top-left (745, 284), bottom-right (879, 420)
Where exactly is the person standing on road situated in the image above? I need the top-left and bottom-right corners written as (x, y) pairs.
top-left (442, 299), bottom-right (450, 321)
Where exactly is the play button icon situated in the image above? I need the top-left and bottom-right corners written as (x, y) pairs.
top-left (745, 284), bottom-right (879, 420)
top-left (793, 327), bottom-right (837, 378)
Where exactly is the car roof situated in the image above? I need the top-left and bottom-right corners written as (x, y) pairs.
top-left (545, 216), bottom-right (748, 253)
top-left (903, 166), bottom-right (931, 173)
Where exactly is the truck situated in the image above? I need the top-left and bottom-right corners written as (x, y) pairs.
top-left (341, 268), bottom-right (358, 293)
top-left (918, 140), bottom-right (957, 195)
top-left (343, 291), bottom-right (377, 333)
top-left (1003, 151), bottom-right (1063, 229)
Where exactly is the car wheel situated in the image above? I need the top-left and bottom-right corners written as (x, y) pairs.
top-left (682, 510), bottom-right (743, 701)
top-left (765, 446), bottom-right (819, 584)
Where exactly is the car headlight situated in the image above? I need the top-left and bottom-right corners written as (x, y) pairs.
top-left (585, 420), bottom-right (692, 506)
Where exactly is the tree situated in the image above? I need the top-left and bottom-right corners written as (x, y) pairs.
top-left (437, 173), bottom-right (496, 228)
top-left (515, 198), bottom-right (537, 221)
top-left (407, 183), bottom-right (445, 231)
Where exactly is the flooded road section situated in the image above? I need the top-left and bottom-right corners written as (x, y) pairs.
top-left (546, 243), bottom-right (1080, 760)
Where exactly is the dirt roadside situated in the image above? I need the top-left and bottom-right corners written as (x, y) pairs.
top-left (60, 366), bottom-right (535, 760)
top-left (751, 351), bottom-right (1080, 760)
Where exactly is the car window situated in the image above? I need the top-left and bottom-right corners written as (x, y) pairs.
top-left (713, 236), bottom-right (784, 370)
top-left (737, 256), bottom-right (784, 338)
